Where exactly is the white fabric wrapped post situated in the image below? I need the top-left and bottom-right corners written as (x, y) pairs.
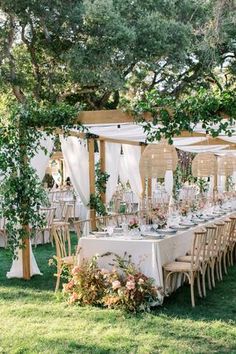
top-left (218, 175), bottom-right (225, 193)
top-left (60, 136), bottom-right (90, 234)
top-left (121, 144), bottom-right (143, 200)
top-left (208, 176), bottom-right (214, 196)
top-left (105, 142), bottom-right (121, 204)
top-left (164, 170), bottom-right (174, 195)
top-left (7, 133), bottom-right (54, 279)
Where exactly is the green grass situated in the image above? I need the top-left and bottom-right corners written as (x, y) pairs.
top-left (0, 240), bottom-right (236, 354)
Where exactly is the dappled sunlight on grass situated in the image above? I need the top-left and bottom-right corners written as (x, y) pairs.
top-left (0, 243), bottom-right (236, 353)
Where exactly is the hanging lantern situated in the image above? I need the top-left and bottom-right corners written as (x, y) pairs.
top-left (139, 140), bottom-right (178, 178)
top-left (218, 154), bottom-right (236, 176)
top-left (192, 152), bottom-right (217, 177)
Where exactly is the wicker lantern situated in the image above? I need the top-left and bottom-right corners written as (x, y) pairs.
top-left (139, 140), bottom-right (178, 178)
top-left (218, 154), bottom-right (236, 176)
top-left (192, 152), bottom-right (217, 177)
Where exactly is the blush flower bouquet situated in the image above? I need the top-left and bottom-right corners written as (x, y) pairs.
top-left (62, 253), bottom-right (163, 312)
top-left (128, 217), bottom-right (140, 231)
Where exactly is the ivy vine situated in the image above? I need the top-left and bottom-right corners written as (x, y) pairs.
top-left (125, 89), bottom-right (236, 143)
top-left (89, 160), bottom-right (110, 216)
top-left (0, 101), bottom-right (81, 255)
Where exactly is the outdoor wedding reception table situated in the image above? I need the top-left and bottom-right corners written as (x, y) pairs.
top-left (78, 209), bottom-right (236, 300)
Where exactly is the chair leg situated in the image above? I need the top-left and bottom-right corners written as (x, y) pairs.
top-left (211, 260), bottom-right (216, 287)
top-left (223, 252), bottom-right (228, 275)
top-left (230, 249), bottom-right (234, 266)
top-left (216, 259), bottom-right (220, 281)
top-left (218, 256), bottom-right (223, 281)
top-left (207, 265), bottom-right (212, 290)
top-left (202, 269), bottom-right (206, 297)
top-left (197, 272), bottom-right (202, 298)
top-left (190, 273), bottom-right (195, 308)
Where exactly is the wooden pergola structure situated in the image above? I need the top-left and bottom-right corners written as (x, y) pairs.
top-left (22, 109), bottom-right (236, 279)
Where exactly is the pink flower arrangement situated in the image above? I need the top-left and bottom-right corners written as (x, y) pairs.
top-left (128, 217), bottom-right (140, 230)
top-left (112, 280), bottom-right (121, 290)
top-left (62, 253), bottom-right (162, 312)
top-left (126, 280), bottom-right (135, 290)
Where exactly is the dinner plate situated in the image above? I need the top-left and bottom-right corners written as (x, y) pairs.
top-left (93, 231), bottom-right (109, 237)
top-left (156, 228), bottom-right (177, 234)
top-left (179, 221), bottom-right (196, 227)
top-left (170, 225), bottom-right (189, 230)
top-left (142, 232), bottom-right (164, 238)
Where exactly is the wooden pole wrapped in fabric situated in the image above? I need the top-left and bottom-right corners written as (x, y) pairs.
top-left (100, 140), bottom-right (106, 204)
top-left (19, 126), bottom-right (31, 280)
top-left (141, 145), bottom-right (146, 199)
top-left (88, 138), bottom-right (96, 230)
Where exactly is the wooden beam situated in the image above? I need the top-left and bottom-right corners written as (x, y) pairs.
top-left (141, 145), bottom-right (146, 199)
top-left (174, 131), bottom-right (206, 138)
top-left (100, 140), bottom-right (106, 204)
top-left (76, 109), bottom-right (151, 125)
top-left (88, 139), bottom-right (96, 230)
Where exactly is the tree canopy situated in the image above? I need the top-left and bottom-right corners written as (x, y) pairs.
top-left (0, 0), bottom-right (235, 111)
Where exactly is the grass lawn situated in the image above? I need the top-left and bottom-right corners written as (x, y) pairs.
top-left (0, 239), bottom-right (236, 354)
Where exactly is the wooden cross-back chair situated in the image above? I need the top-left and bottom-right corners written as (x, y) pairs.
top-left (52, 222), bottom-right (78, 291)
top-left (33, 207), bottom-right (56, 246)
top-left (214, 221), bottom-right (228, 281)
top-left (163, 230), bottom-right (207, 307)
top-left (73, 219), bottom-right (92, 240)
top-left (228, 216), bottom-right (236, 266)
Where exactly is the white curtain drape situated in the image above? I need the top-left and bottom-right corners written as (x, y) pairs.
top-left (105, 142), bottom-right (121, 203)
top-left (208, 176), bottom-right (214, 195)
top-left (60, 136), bottom-right (90, 208)
top-left (120, 144), bottom-right (143, 200)
top-left (218, 175), bottom-right (225, 193)
top-left (7, 134), bottom-right (54, 279)
top-left (60, 136), bottom-right (90, 225)
top-left (164, 170), bottom-right (174, 195)
top-left (31, 134), bottom-right (54, 180)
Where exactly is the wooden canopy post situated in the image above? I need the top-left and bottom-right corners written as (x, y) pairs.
top-left (213, 156), bottom-right (218, 202)
top-left (19, 126), bottom-right (31, 280)
top-left (22, 227), bottom-right (31, 280)
top-left (141, 144), bottom-right (146, 201)
top-left (100, 140), bottom-right (106, 204)
top-left (88, 138), bottom-right (96, 230)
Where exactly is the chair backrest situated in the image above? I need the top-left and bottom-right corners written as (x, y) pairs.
top-left (40, 207), bottom-right (56, 228)
top-left (205, 225), bottom-right (217, 259)
top-left (222, 219), bottom-right (232, 249)
top-left (214, 222), bottom-right (226, 254)
top-left (229, 216), bottom-right (236, 246)
top-left (52, 223), bottom-right (71, 259)
top-left (74, 219), bottom-right (91, 239)
top-left (64, 203), bottom-right (74, 222)
top-left (191, 230), bottom-right (207, 268)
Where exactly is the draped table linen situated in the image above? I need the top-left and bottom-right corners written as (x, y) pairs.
top-left (78, 212), bottom-right (235, 301)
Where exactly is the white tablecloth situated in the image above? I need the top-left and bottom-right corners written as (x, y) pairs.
top-left (78, 212), bottom-right (235, 292)
top-left (78, 229), bottom-right (194, 289)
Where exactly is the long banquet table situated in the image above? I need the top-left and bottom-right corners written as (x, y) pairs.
top-left (78, 211), bottom-right (235, 296)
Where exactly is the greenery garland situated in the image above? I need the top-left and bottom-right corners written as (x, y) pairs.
top-left (0, 101), bottom-right (81, 255)
top-left (125, 89), bottom-right (236, 143)
top-left (89, 160), bottom-right (110, 216)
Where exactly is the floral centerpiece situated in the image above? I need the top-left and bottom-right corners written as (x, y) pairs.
top-left (149, 207), bottom-right (167, 229)
top-left (179, 203), bottom-right (190, 217)
top-left (128, 217), bottom-right (140, 231)
top-left (62, 253), bottom-right (163, 312)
